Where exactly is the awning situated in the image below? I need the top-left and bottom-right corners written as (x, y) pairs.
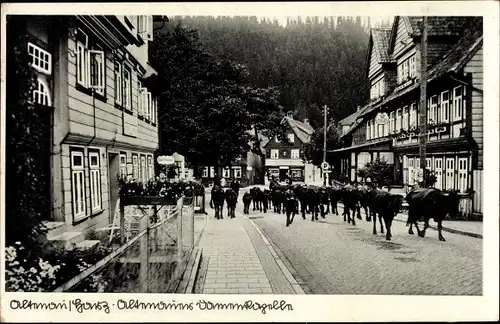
top-left (329, 138), bottom-right (392, 153)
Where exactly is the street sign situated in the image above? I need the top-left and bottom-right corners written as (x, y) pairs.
top-left (321, 161), bottom-right (330, 170)
top-left (157, 155), bottom-right (175, 165)
top-left (376, 112), bottom-right (389, 125)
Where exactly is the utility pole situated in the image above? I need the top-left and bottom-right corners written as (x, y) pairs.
top-left (418, 17), bottom-right (428, 186)
top-left (323, 105), bottom-right (328, 185)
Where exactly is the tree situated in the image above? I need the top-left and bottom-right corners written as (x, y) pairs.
top-left (5, 16), bottom-right (48, 247)
top-left (150, 22), bottom-right (286, 177)
top-left (304, 122), bottom-right (342, 166)
top-left (357, 158), bottom-right (393, 188)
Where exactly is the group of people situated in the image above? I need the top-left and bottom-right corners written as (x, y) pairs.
top-left (209, 177), bottom-right (241, 220)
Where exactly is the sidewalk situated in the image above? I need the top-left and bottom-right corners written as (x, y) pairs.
top-left (393, 212), bottom-right (483, 239)
top-left (195, 209), bottom-right (303, 294)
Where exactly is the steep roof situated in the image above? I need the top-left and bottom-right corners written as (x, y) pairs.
top-left (371, 27), bottom-right (394, 63)
top-left (406, 16), bottom-right (472, 37)
top-left (340, 102), bottom-right (380, 138)
top-left (358, 17), bottom-right (483, 120)
top-left (284, 116), bottom-right (314, 144)
top-left (338, 109), bottom-right (362, 126)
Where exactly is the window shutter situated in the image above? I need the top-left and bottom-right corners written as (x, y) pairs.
top-left (145, 91), bottom-right (152, 120)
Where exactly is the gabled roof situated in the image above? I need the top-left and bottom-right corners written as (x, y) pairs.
top-left (338, 109), bottom-right (362, 127)
top-left (358, 17), bottom-right (482, 120)
top-left (283, 116), bottom-right (314, 144)
top-left (340, 101), bottom-right (381, 138)
top-left (388, 16), bottom-right (472, 55)
top-left (371, 27), bottom-right (394, 63)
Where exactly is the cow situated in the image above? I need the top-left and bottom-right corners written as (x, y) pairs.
top-left (225, 188), bottom-right (238, 219)
top-left (230, 180), bottom-right (240, 198)
top-left (405, 188), bottom-right (460, 241)
top-left (210, 185), bottom-right (225, 219)
top-left (294, 184), bottom-right (308, 220)
top-left (327, 186), bottom-right (342, 216)
top-left (284, 190), bottom-right (299, 227)
top-left (272, 187), bottom-right (285, 214)
top-left (250, 187), bottom-right (262, 211)
top-left (340, 184), bottom-right (361, 225)
top-left (242, 192), bottom-right (252, 215)
top-left (358, 183), bottom-right (375, 222)
top-left (305, 186), bottom-right (321, 221)
top-left (369, 189), bottom-right (404, 240)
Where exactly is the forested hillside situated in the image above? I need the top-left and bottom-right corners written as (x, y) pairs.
top-left (162, 15), bottom-right (373, 125)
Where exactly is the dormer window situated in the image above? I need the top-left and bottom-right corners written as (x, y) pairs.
top-left (288, 133), bottom-right (295, 143)
top-left (370, 79), bottom-right (385, 99)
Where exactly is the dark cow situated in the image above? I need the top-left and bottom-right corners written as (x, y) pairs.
top-left (405, 188), bottom-right (460, 241)
top-left (242, 192), bottom-right (252, 215)
top-left (305, 186), bottom-right (321, 221)
top-left (340, 185), bottom-right (361, 225)
top-left (250, 187), bottom-right (262, 211)
top-left (210, 185), bottom-right (225, 219)
top-left (294, 185), bottom-right (308, 220)
top-left (230, 180), bottom-right (240, 197)
top-left (327, 186), bottom-right (342, 216)
top-left (358, 184), bottom-right (375, 222)
top-left (272, 187), bottom-right (285, 214)
top-left (225, 188), bottom-right (238, 219)
top-left (284, 190), bottom-right (299, 227)
top-left (369, 189), bottom-right (404, 240)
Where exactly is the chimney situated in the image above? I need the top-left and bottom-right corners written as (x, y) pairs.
top-left (286, 111), bottom-right (294, 118)
top-left (357, 105), bottom-right (361, 112)
top-left (303, 118), bottom-right (309, 125)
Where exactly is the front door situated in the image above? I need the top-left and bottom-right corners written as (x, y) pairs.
top-left (108, 153), bottom-right (120, 223)
top-left (279, 168), bottom-right (288, 181)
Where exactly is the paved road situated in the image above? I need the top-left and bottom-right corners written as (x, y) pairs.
top-left (236, 200), bottom-right (482, 295)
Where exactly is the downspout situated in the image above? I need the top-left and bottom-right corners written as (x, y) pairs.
top-left (86, 89), bottom-right (97, 146)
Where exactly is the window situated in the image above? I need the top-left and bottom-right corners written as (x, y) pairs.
top-left (120, 152), bottom-right (127, 177)
top-left (425, 158), bottom-right (432, 170)
top-left (210, 167), bottom-right (215, 178)
top-left (378, 122), bottom-right (383, 138)
top-left (89, 150), bottom-right (101, 212)
top-left (434, 158), bottom-right (443, 189)
top-left (138, 16), bottom-right (154, 41)
top-left (122, 65), bottom-right (132, 110)
top-left (402, 106), bottom-right (409, 130)
top-left (223, 167), bottom-right (230, 178)
top-left (33, 78), bottom-right (52, 106)
top-left (71, 150), bottom-right (86, 220)
top-left (275, 136), bottom-right (280, 143)
top-left (202, 167), bottom-right (208, 178)
top-left (151, 97), bottom-right (157, 124)
top-left (132, 154), bottom-right (139, 180)
top-left (288, 133), bottom-right (295, 143)
top-left (76, 29), bottom-right (105, 95)
top-left (28, 42), bottom-right (51, 75)
top-left (114, 62), bottom-right (122, 105)
top-left (410, 103), bottom-right (417, 128)
top-left (366, 120), bottom-right (371, 140)
top-left (408, 158), bottom-right (415, 185)
top-left (396, 109), bottom-right (402, 130)
top-left (233, 167), bottom-right (242, 179)
top-left (441, 91), bottom-right (450, 122)
top-left (389, 111), bottom-right (395, 132)
top-left (429, 95), bottom-right (438, 123)
top-left (409, 56), bottom-right (416, 78)
top-left (148, 155), bottom-right (154, 180)
top-left (140, 155), bottom-right (147, 184)
top-left (371, 119), bottom-right (375, 139)
top-left (458, 158), bottom-right (468, 193)
top-left (271, 149), bottom-right (279, 159)
top-left (453, 86), bottom-right (463, 120)
top-left (402, 61), bottom-right (408, 81)
top-left (291, 149), bottom-right (300, 159)
top-left (445, 158), bottom-right (455, 190)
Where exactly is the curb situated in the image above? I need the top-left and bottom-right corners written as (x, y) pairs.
top-left (392, 218), bottom-right (483, 239)
top-left (244, 214), bottom-right (306, 294)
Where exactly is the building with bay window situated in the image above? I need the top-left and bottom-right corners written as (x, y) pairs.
top-left (330, 16), bottom-right (483, 218)
top-left (12, 15), bottom-right (162, 249)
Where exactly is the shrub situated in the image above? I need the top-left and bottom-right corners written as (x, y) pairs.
top-left (358, 158), bottom-right (392, 188)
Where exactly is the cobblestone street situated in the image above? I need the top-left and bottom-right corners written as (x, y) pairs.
top-left (239, 202), bottom-right (482, 295)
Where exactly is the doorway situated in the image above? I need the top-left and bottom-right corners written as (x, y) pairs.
top-left (108, 152), bottom-right (120, 224)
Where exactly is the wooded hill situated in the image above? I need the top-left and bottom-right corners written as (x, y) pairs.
top-left (163, 15), bottom-right (375, 127)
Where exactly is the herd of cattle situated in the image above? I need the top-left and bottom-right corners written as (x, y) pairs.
top-left (210, 181), bottom-right (461, 242)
